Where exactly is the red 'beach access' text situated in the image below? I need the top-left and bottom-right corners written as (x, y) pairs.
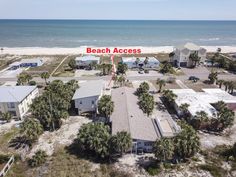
top-left (86, 47), bottom-right (142, 54)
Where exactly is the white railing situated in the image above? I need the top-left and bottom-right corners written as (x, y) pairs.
top-left (0, 155), bottom-right (14, 177)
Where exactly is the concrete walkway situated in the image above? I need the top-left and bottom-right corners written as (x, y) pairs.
top-left (176, 79), bottom-right (189, 89)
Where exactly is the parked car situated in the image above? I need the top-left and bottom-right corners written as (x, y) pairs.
top-left (189, 76), bottom-right (200, 82)
top-left (144, 69), bottom-right (149, 74)
top-left (138, 70), bottom-right (144, 74)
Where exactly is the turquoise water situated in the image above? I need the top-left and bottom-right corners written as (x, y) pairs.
top-left (0, 20), bottom-right (236, 47)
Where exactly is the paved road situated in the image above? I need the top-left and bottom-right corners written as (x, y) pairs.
top-left (0, 67), bottom-right (235, 83)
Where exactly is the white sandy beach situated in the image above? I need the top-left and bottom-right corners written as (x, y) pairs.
top-left (0, 46), bottom-right (236, 55)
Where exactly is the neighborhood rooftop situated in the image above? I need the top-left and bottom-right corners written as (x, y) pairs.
top-left (9, 58), bottom-right (43, 66)
top-left (176, 42), bottom-right (205, 51)
top-left (72, 80), bottom-right (104, 100)
top-left (0, 86), bottom-right (37, 102)
top-left (171, 88), bottom-right (236, 117)
top-left (75, 55), bottom-right (100, 61)
top-left (122, 57), bottom-right (158, 62)
top-left (111, 87), bottom-right (161, 142)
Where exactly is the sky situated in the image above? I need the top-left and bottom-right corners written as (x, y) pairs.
top-left (0, 0), bottom-right (236, 20)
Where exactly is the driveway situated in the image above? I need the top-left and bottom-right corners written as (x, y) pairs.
top-left (181, 66), bottom-right (210, 80)
top-left (0, 68), bottom-right (24, 78)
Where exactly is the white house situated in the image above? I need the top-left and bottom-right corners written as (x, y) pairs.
top-left (9, 58), bottom-right (44, 70)
top-left (72, 80), bottom-right (104, 115)
top-left (171, 88), bottom-right (236, 118)
top-left (122, 57), bottom-right (160, 69)
top-left (75, 55), bottom-right (100, 69)
top-left (110, 87), bottom-right (180, 153)
top-left (172, 43), bottom-right (207, 67)
top-left (0, 86), bottom-right (39, 119)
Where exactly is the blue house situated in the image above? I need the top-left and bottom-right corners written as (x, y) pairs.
top-left (9, 58), bottom-right (44, 70)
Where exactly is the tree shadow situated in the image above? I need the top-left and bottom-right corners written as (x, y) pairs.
top-left (65, 139), bottom-right (115, 164)
top-left (9, 136), bottom-right (30, 150)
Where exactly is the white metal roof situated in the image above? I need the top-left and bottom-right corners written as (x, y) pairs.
top-left (176, 42), bottom-right (206, 51)
top-left (75, 55), bottom-right (100, 61)
top-left (171, 89), bottom-right (236, 118)
top-left (72, 80), bottom-right (104, 100)
top-left (0, 86), bottom-right (37, 103)
top-left (122, 57), bottom-right (159, 63)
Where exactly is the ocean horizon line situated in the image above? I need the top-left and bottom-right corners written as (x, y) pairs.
top-left (1, 19), bottom-right (236, 22)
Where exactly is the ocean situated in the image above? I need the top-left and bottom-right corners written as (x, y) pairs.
top-left (0, 20), bottom-right (236, 48)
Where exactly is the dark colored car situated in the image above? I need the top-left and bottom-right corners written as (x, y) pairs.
top-left (189, 76), bottom-right (200, 82)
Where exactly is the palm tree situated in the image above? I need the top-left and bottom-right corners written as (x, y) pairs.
top-left (228, 81), bottom-right (235, 94)
top-left (1, 112), bottom-right (12, 123)
top-left (160, 61), bottom-right (173, 74)
top-left (214, 101), bottom-right (227, 111)
top-left (217, 80), bottom-right (224, 88)
top-left (20, 118), bottom-right (43, 144)
top-left (40, 72), bottom-right (50, 85)
top-left (144, 57), bottom-right (149, 67)
top-left (117, 63), bottom-right (128, 75)
top-left (110, 131), bottom-right (132, 156)
top-left (68, 58), bottom-right (76, 70)
top-left (77, 123), bottom-right (111, 158)
top-left (169, 52), bottom-right (175, 59)
top-left (153, 138), bottom-right (174, 162)
top-left (136, 82), bottom-right (150, 96)
top-left (208, 70), bottom-right (218, 84)
top-left (217, 108), bottom-right (235, 131)
top-left (156, 79), bottom-right (166, 93)
top-left (224, 81), bottom-right (230, 92)
top-left (193, 111), bottom-right (209, 130)
top-left (179, 103), bottom-right (190, 117)
top-left (117, 75), bottom-right (126, 87)
top-left (189, 52), bottom-right (200, 67)
top-left (162, 89), bottom-right (177, 103)
top-left (28, 150), bottom-right (47, 167)
top-left (138, 93), bottom-right (155, 117)
top-left (98, 95), bottom-right (114, 121)
top-left (174, 123), bottom-right (200, 159)
top-left (17, 72), bottom-right (32, 85)
top-left (135, 58), bottom-right (140, 67)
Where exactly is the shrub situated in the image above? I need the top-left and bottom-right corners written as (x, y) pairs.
top-left (28, 150), bottom-right (47, 167)
top-left (0, 154), bottom-right (10, 164)
top-left (28, 80), bottom-right (37, 86)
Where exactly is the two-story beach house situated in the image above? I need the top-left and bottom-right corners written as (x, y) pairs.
top-left (72, 80), bottom-right (104, 115)
top-left (171, 43), bottom-right (207, 67)
top-left (0, 86), bottom-right (39, 119)
top-left (110, 87), bottom-right (180, 153)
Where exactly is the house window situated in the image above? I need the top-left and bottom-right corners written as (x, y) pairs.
top-left (91, 100), bottom-right (95, 105)
top-left (144, 142), bottom-right (153, 146)
top-left (80, 101), bottom-right (82, 105)
top-left (7, 102), bottom-right (15, 109)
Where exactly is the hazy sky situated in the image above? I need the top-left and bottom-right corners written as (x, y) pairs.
top-left (0, 0), bottom-right (236, 20)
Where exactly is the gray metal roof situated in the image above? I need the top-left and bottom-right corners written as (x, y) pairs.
top-left (111, 87), bottom-right (161, 142)
top-left (0, 86), bottom-right (37, 103)
top-left (72, 80), bottom-right (104, 100)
